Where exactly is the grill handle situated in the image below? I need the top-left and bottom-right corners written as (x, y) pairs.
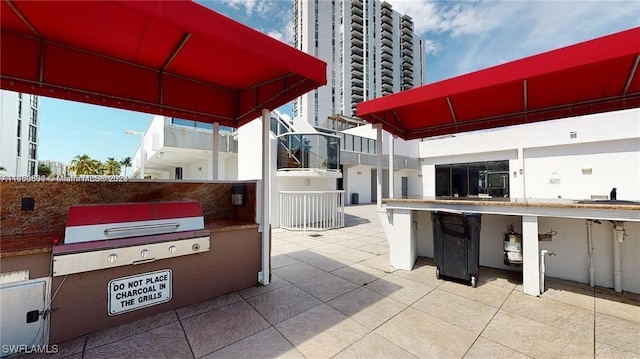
top-left (104, 222), bottom-right (180, 235)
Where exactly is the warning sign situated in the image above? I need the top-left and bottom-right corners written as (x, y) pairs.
top-left (108, 269), bottom-right (172, 316)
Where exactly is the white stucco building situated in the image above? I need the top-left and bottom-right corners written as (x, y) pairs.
top-left (0, 90), bottom-right (40, 176)
top-left (128, 115), bottom-right (238, 180)
top-left (383, 108), bottom-right (640, 295)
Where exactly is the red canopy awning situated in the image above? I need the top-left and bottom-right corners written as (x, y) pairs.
top-left (357, 27), bottom-right (640, 140)
top-left (0, 0), bottom-right (326, 127)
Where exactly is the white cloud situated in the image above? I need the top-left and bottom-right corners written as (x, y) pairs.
top-left (397, 0), bottom-right (640, 80)
top-left (423, 39), bottom-right (440, 55)
top-left (264, 18), bottom-right (294, 45)
top-left (217, 0), bottom-right (270, 16)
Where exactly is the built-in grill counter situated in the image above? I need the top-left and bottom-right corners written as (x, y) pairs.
top-left (382, 197), bottom-right (640, 297)
top-left (0, 180), bottom-right (262, 350)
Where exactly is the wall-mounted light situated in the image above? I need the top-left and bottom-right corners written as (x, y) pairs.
top-left (232, 184), bottom-right (246, 206)
top-left (357, 171), bottom-right (362, 175)
top-left (581, 168), bottom-right (593, 175)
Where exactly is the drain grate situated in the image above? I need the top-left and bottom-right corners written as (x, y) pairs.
top-left (308, 234), bottom-right (323, 237)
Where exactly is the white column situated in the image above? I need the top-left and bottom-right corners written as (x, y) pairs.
top-left (522, 215), bottom-right (540, 296)
top-left (389, 135), bottom-right (395, 199)
top-left (518, 147), bottom-right (525, 198)
top-left (391, 209), bottom-right (416, 270)
top-left (140, 135), bottom-right (145, 179)
top-left (375, 124), bottom-right (383, 211)
top-left (261, 110), bottom-right (271, 285)
top-left (212, 122), bottom-right (219, 180)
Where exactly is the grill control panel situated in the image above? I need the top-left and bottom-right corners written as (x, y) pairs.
top-left (52, 236), bottom-right (210, 276)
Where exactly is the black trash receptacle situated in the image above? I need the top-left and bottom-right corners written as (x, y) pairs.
top-left (432, 211), bottom-right (481, 287)
top-left (351, 193), bottom-right (359, 205)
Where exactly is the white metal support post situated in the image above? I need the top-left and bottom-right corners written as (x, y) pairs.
top-left (389, 134), bottom-right (395, 199)
top-left (260, 109), bottom-right (271, 285)
top-left (375, 124), bottom-right (383, 211)
top-left (522, 215), bottom-right (540, 295)
top-left (212, 122), bottom-right (219, 180)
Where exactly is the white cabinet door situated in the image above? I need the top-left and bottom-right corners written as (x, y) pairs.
top-left (0, 278), bottom-right (49, 357)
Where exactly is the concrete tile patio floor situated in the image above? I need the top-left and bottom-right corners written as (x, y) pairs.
top-left (30, 205), bottom-right (640, 359)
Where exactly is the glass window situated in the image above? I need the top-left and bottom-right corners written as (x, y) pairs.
top-left (17, 138), bottom-right (21, 157)
top-left (18, 100), bottom-right (22, 118)
top-left (16, 119), bottom-right (21, 138)
top-left (30, 108), bottom-right (37, 125)
top-left (30, 95), bottom-right (38, 108)
top-left (29, 143), bottom-right (37, 160)
top-left (353, 136), bottom-right (362, 152)
top-left (345, 134), bottom-right (353, 151)
top-left (369, 139), bottom-right (376, 154)
top-left (451, 164), bottom-right (468, 197)
top-left (28, 160), bottom-right (36, 176)
top-left (436, 161), bottom-right (510, 198)
top-left (29, 125), bottom-right (37, 142)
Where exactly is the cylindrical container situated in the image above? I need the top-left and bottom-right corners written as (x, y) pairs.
top-left (503, 224), bottom-right (523, 266)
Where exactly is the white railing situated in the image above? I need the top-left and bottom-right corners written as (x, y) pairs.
top-left (280, 190), bottom-right (345, 231)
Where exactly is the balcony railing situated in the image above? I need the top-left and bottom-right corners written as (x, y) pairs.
top-left (340, 133), bottom-right (376, 154)
top-left (280, 190), bottom-right (345, 231)
top-left (277, 133), bottom-right (340, 171)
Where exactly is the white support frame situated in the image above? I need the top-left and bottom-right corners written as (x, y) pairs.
top-left (260, 109), bottom-right (271, 285)
top-left (212, 122), bottom-right (219, 180)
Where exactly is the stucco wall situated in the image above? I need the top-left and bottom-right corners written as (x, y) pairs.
top-left (415, 212), bottom-right (640, 294)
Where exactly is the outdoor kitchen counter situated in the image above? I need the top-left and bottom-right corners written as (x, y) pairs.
top-left (382, 197), bottom-right (640, 222)
top-left (0, 219), bottom-right (259, 258)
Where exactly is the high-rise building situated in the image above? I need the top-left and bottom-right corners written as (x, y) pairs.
top-left (0, 90), bottom-right (40, 176)
top-left (39, 160), bottom-right (67, 177)
top-left (292, 0), bottom-right (426, 129)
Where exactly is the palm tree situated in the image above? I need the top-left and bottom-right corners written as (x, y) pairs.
top-left (38, 163), bottom-right (52, 177)
top-left (0, 166), bottom-right (5, 172)
top-left (103, 157), bottom-right (121, 175)
top-left (120, 157), bottom-right (132, 176)
top-left (69, 154), bottom-right (100, 175)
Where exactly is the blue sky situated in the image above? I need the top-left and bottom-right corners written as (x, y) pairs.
top-left (38, 0), bottom-right (640, 165)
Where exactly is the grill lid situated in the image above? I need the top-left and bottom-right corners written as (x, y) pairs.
top-left (64, 201), bottom-right (205, 244)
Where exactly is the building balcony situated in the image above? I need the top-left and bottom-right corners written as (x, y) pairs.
top-left (351, 42), bottom-right (363, 54)
top-left (401, 32), bottom-right (413, 42)
top-left (381, 53), bottom-right (392, 62)
top-left (351, 4), bottom-right (363, 16)
top-left (381, 22), bottom-right (392, 32)
top-left (351, 53), bottom-right (363, 63)
top-left (277, 133), bottom-right (341, 172)
top-left (351, 12), bottom-right (363, 22)
top-left (351, 27), bottom-right (363, 39)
